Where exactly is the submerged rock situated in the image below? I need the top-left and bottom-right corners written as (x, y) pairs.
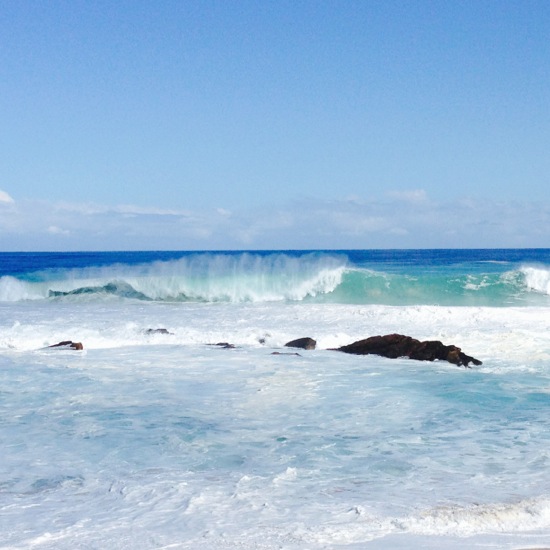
top-left (207, 342), bottom-right (236, 349)
top-left (336, 333), bottom-right (482, 367)
top-left (284, 337), bottom-right (317, 350)
top-left (145, 328), bottom-right (172, 335)
top-left (48, 341), bottom-right (84, 351)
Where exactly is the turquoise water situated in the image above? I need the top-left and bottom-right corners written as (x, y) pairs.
top-left (1, 249), bottom-right (550, 305)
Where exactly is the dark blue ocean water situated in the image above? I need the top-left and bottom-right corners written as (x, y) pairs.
top-left (1, 248), bottom-right (549, 276)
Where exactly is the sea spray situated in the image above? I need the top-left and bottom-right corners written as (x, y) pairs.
top-left (0, 252), bottom-right (347, 303)
top-left (521, 265), bottom-right (550, 295)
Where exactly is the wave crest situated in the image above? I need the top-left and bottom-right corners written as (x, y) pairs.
top-left (402, 497), bottom-right (550, 536)
top-left (521, 265), bottom-right (550, 295)
top-left (2, 253), bottom-right (550, 306)
top-left (0, 252), bottom-right (347, 303)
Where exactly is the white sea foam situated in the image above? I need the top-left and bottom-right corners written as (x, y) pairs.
top-left (522, 265), bottom-right (550, 295)
top-left (305, 498), bottom-right (550, 547)
top-left (0, 276), bottom-right (44, 301)
top-left (2, 294), bottom-right (550, 549)
top-left (1, 300), bottom-right (550, 363)
top-left (403, 498), bottom-right (550, 536)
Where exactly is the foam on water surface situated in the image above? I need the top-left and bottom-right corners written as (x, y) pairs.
top-left (1, 323), bottom-right (550, 549)
top-left (2, 250), bottom-right (550, 549)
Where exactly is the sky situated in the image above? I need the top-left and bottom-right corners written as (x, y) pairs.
top-left (1, 0), bottom-right (549, 251)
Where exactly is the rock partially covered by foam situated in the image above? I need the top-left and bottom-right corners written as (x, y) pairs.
top-left (284, 337), bottom-right (317, 350)
top-left (337, 334), bottom-right (481, 367)
top-left (207, 342), bottom-right (236, 349)
top-left (48, 340), bottom-right (84, 350)
top-left (145, 328), bottom-right (172, 335)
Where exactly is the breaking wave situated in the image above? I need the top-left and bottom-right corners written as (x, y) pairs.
top-left (0, 253), bottom-right (549, 306)
top-left (0, 252), bottom-right (346, 303)
top-left (401, 497), bottom-right (550, 536)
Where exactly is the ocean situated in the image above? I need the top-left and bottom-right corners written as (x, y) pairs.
top-left (1, 249), bottom-right (550, 549)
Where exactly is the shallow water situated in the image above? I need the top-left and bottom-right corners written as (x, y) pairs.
top-left (1, 250), bottom-right (550, 548)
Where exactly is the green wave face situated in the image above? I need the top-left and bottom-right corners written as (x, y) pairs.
top-left (307, 268), bottom-right (538, 306)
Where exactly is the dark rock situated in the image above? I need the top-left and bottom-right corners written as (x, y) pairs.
top-left (48, 341), bottom-right (84, 351)
top-left (271, 351), bottom-right (301, 356)
top-left (336, 333), bottom-right (481, 367)
top-left (145, 328), bottom-right (172, 335)
top-left (284, 337), bottom-right (316, 350)
top-left (207, 342), bottom-right (236, 349)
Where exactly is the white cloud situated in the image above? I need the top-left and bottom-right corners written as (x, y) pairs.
top-left (387, 189), bottom-right (428, 203)
top-left (0, 190), bottom-right (14, 203)
top-left (115, 204), bottom-right (193, 217)
top-left (47, 225), bottom-right (70, 235)
top-left (53, 201), bottom-right (192, 217)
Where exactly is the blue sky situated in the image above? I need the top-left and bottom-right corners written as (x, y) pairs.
top-left (1, 0), bottom-right (549, 250)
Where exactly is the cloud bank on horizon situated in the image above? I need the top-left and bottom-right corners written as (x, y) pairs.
top-left (1, 188), bottom-right (548, 251)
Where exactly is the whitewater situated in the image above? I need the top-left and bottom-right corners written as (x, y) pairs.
top-left (1, 249), bottom-right (550, 549)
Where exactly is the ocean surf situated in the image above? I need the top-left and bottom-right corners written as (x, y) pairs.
top-left (1, 249), bottom-right (550, 549)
